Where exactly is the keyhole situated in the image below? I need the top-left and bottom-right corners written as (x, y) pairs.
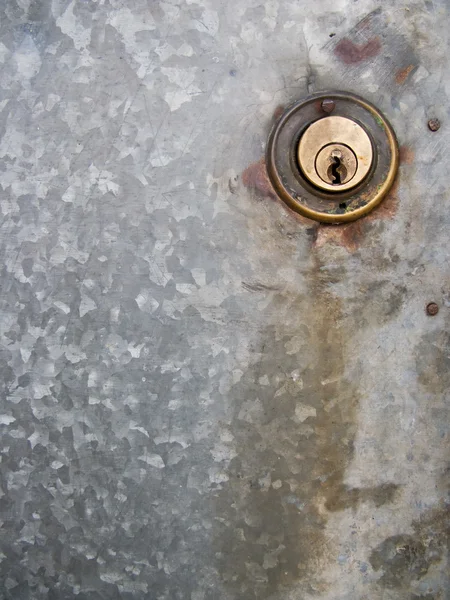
top-left (327, 156), bottom-right (347, 185)
top-left (331, 157), bottom-right (341, 184)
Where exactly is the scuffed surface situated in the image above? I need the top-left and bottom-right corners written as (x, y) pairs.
top-left (0, 0), bottom-right (449, 599)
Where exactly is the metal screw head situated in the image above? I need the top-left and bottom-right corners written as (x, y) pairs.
top-left (428, 118), bottom-right (440, 132)
top-left (426, 302), bottom-right (439, 316)
top-left (321, 99), bottom-right (335, 113)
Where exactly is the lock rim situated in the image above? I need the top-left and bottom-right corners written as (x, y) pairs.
top-left (266, 91), bottom-right (399, 224)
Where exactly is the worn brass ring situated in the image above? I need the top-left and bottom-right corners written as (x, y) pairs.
top-left (266, 91), bottom-right (399, 224)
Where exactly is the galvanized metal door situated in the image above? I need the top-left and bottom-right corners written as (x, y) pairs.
top-left (0, 1), bottom-right (448, 599)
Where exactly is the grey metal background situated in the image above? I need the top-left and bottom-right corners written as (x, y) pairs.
top-left (0, 1), bottom-right (448, 599)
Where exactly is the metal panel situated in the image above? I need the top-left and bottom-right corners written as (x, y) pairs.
top-left (0, 1), bottom-right (448, 598)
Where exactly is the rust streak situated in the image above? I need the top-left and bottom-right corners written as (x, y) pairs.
top-left (368, 178), bottom-right (399, 220)
top-left (314, 222), bottom-right (363, 253)
top-left (313, 179), bottom-right (400, 252)
top-left (395, 64), bottom-right (415, 85)
top-left (399, 145), bottom-right (414, 165)
top-left (334, 37), bottom-right (381, 65)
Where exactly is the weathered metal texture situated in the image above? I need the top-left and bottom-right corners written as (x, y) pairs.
top-left (0, 2), bottom-right (448, 600)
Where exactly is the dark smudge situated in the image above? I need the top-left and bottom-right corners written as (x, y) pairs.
top-left (213, 256), bottom-right (400, 598)
top-left (370, 505), bottom-right (450, 589)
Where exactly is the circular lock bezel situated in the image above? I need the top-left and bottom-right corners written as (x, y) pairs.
top-left (266, 91), bottom-right (399, 223)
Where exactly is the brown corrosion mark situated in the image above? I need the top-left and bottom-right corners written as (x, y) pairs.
top-left (313, 179), bottom-right (400, 252)
top-left (369, 178), bottom-right (399, 219)
top-left (242, 157), bottom-right (315, 227)
top-left (242, 158), bottom-right (277, 200)
top-left (272, 104), bottom-right (285, 122)
top-left (334, 37), bottom-right (381, 65)
top-left (241, 104), bottom-right (285, 200)
top-left (243, 169), bottom-right (400, 253)
top-left (314, 221), bottom-right (364, 253)
top-left (395, 64), bottom-right (415, 85)
top-left (399, 145), bottom-right (414, 165)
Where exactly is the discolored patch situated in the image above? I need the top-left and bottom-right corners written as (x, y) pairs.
top-left (396, 64), bottom-right (416, 85)
top-left (415, 331), bottom-right (450, 393)
top-left (370, 535), bottom-right (429, 587)
top-left (399, 145), bottom-right (415, 165)
top-left (213, 256), bottom-right (401, 599)
top-left (368, 178), bottom-right (400, 220)
top-left (314, 221), bottom-right (365, 253)
top-left (327, 9), bottom-right (419, 89)
top-left (242, 158), bottom-right (277, 200)
top-left (241, 104), bottom-right (286, 200)
top-left (326, 482), bottom-right (400, 512)
top-left (243, 169), bottom-right (400, 253)
top-left (313, 180), bottom-right (399, 252)
top-left (213, 279), bottom-right (352, 597)
top-left (334, 37), bottom-right (382, 65)
top-left (370, 505), bottom-right (450, 589)
top-left (272, 105), bottom-right (285, 122)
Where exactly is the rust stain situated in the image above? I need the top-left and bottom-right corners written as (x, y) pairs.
top-left (314, 221), bottom-right (364, 253)
top-left (241, 104), bottom-right (285, 201)
top-left (314, 99), bottom-right (325, 113)
top-left (368, 178), bottom-right (399, 220)
top-left (395, 64), bottom-right (415, 85)
top-left (313, 179), bottom-right (400, 252)
top-left (334, 37), bottom-right (381, 65)
top-left (241, 157), bottom-right (316, 227)
top-left (242, 158), bottom-right (277, 200)
top-left (242, 163), bottom-right (400, 253)
top-left (272, 104), bottom-right (285, 122)
top-left (399, 145), bottom-right (414, 164)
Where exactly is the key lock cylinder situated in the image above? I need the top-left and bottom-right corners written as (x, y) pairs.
top-left (266, 92), bottom-right (399, 223)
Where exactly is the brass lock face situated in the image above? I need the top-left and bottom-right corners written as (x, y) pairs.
top-left (266, 91), bottom-right (399, 223)
top-left (297, 115), bottom-right (373, 192)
